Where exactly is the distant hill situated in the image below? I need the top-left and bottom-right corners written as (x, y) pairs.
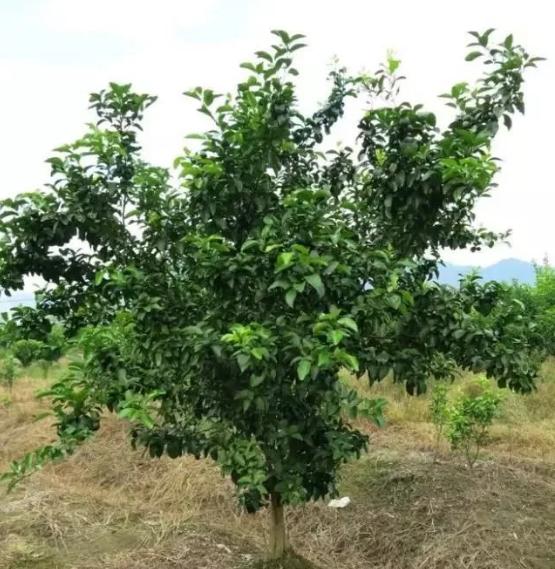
top-left (438, 258), bottom-right (536, 286)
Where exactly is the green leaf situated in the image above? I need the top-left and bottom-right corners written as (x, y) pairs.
top-left (305, 274), bottom-right (325, 297)
top-left (329, 330), bottom-right (344, 346)
top-left (269, 279), bottom-right (288, 291)
top-left (338, 317), bottom-right (358, 333)
top-left (387, 54), bottom-right (401, 74)
top-left (324, 261), bottom-right (339, 275)
top-left (250, 374), bottom-right (265, 388)
top-left (237, 353), bottom-right (250, 372)
top-left (95, 271), bottom-right (106, 285)
top-left (344, 354), bottom-right (359, 372)
top-left (478, 28), bottom-right (495, 47)
top-left (285, 289), bottom-right (297, 308)
top-left (337, 351), bottom-right (359, 372)
top-left (465, 51), bottom-right (482, 62)
top-left (251, 347), bottom-right (264, 360)
top-left (255, 50), bottom-right (273, 62)
top-left (276, 252), bottom-right (294, 272)
top-left (240, 62), bottom-right (257, 72)
top-left (451, 82), bottom-right (468, 98)
top-left (297, 359), bottom-right (311, 381)
top-left (271, 29), bottom-right (291, 44)
top-left (387, 294), bottom-right (401, 310)
top-left (317, 350), bottom-right (331, 367)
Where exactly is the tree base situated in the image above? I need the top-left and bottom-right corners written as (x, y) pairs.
top-left (249, 550), bottom-right (321, 569)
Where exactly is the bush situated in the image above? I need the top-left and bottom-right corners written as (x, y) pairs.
top-left (45, 323), bottom-right (66, 361)
top-left (0, 311), bottom-right (67, 363)
top-left (0, 353), bottom-right (19, 390)
top-left (430, 382), bottom-right (449, 447)
top-left (511, 264), bottom-right (555, 356)
top-left (0, 318), bottom-right (19, 348)
top-left (0, 393), bottom-right (12, 407)
top-left (446, 377), bottom-right (502, 467)
top-left (11, 339), bottom-right (48, 367)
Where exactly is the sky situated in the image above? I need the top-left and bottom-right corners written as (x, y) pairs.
top-left (0, 0), bottom-right (553, 270)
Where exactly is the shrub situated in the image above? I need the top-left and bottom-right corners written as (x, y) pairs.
top-left (0, 353), bottom-right (19, 390)
top-left (447, 377), bottom-right (502, 467)
top-left (430, 382), bottom-right (449, 447)
top-left (45, 323), bottom-right (66, 361)
top-left (11, 339), bottom-right (48, 367)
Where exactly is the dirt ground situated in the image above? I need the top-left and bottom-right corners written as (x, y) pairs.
top-left (1, 368), bottom-right (554, 569)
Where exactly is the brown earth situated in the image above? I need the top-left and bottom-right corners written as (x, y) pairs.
top-left (1, 363), bottom-right (554, 569)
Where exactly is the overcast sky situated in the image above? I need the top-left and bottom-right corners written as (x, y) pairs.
top-left (1, 0), bottom-right (553, 268)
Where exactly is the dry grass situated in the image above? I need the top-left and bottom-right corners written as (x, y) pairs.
top-left (0, 363), bottom-right (554, 569)
top-left (349, 359), bottom-right (555, 462)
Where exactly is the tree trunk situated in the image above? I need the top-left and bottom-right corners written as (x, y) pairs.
top-left (269, 492), bottom-right (288, 559)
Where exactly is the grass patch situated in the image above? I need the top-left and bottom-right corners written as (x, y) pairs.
top-left (248, 551), bottom-right (320, 569)
top-left (0, 363), bottom-right (554, 568)
top-left (346, 360), bottom-right (555, 461)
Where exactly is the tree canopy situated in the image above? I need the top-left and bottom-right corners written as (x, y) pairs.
top-left (0, 29), bottom-right (543, 559)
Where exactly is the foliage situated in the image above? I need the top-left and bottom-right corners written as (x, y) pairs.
top-left (0, 29), bottom-right (543, 558)
top-left (0, 305), bottom-right (52, 344)
top-left (430, 382), bottom-right (449, 446)
top-left (0, 317), bottom-right (17, 348)
top-left (0, 305), bottom-right (67, 357)
top-left (512, 263), bottom-right (555, 355)
top-left (447, 376), bottom-right (502, 467)
top-left (0, 353), bottom-right (19, 390)
top-left (10, 339), bottom-right (48, 367)
top-left (45, 323), bottom-right (67, 361)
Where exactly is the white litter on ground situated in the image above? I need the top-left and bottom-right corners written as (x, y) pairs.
top-left (327, 496), bottom-right (351, 508)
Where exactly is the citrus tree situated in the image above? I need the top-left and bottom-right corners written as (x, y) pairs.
top-left (512, 263), bottom-right (555, 355)
top-left (447, 376), bottom-right (503, 468)
top-left (0, 30), bottom-right (542, 559)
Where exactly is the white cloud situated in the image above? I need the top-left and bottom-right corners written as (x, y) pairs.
top-left (39, 0), bottom-right (218, 40)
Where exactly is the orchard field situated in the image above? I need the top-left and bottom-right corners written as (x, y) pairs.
top-left (1, 358), bottom-right (554, 569)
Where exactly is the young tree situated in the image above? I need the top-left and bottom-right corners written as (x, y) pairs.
top-left (0, 353), bottom-right (19, 391)
top-left (10, 338), bottom-right (47, 368)
top-left (447, 376), bottom-right (503, 468)
top-left (0, 30), bottom-right (542, 559)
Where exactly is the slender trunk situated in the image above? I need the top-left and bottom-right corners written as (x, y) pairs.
top-left (269, 492), bottom-right (287, 559)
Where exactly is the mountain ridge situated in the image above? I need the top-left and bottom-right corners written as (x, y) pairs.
top-left (438, 257), bottom-right (536, 286)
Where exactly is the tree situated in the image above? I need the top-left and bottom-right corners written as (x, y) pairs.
top-left (512, 263), bottom-right (555, 355)
top-left (431, 382), bottom-right (449, 448)
top-left (447, 376), bottom-right (503, 468)
top-left (10, 338), bottom-right (47, 367)
top-left (0, 353), bottom-right (19, 390)
top-left (0, 30), bottom-right (543, 560)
